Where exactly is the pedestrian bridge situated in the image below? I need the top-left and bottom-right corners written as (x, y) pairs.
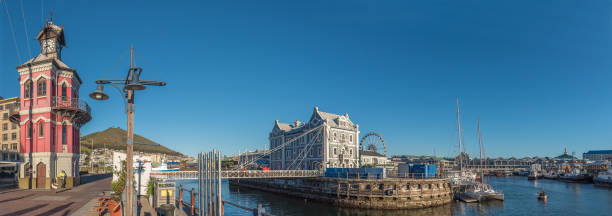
top-left (151, 170), bottom-right (321, 180)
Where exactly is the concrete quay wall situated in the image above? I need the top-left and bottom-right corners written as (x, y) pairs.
top-left (229, 177), bottom-right (453, 209)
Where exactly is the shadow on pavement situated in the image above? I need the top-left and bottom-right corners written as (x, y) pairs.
top-left (0, 204), bottom-right (48, 216)
top-left (34, 202), bottom-right (74, 216)
top-left (80, 173), bottom-right (112, 185)
top-left (0, 193), bottom-right (35, 203)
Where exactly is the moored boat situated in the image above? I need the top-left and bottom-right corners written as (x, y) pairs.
top-left (537, 190), bottom-right (547, 201)
top-left (457, 182), bottom-right (504, 202)
top-left (593, 163), bottom-right (612, 187)
top-left (454, 119), bottom-right (504, 203)
top-left (542, 169), bottom-right (559, 180)
top-left (559, 168), bottom-right (593, 183)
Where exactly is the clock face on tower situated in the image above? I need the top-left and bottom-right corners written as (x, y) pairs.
top-left (43, 39), bottom-right (56, 53)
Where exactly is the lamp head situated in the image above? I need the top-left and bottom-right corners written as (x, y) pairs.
top-left (89, 84), bottom-right (109, 100)
top-left (125, 67), bottom-right (146, 90)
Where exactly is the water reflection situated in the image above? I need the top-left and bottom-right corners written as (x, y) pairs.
top-left (175, 176), bottom-right (611, 216)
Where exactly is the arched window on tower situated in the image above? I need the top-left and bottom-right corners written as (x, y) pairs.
top-left (37, 78), bottom-right (47, 96)
top-left (62, 124), bottom-right (67, 145)
top-left (38, 122), bottom-right (44, 137)
top-left (26, 123), bottom-right (32, 138)
top-left (61, 84), bottom-right (67, 101)
top-left (24, 80), bottom-right (33, 98)
top-left (62, 123), bottom-right (67, 152)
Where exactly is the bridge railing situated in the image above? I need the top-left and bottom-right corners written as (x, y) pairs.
top-left (151, 170), bottom-right (322, 180)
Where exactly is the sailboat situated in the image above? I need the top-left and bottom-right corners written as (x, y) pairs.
top-left (448, 99), bottom-right (477, 186)
top-left (456, 119), bottom-right (504, 202)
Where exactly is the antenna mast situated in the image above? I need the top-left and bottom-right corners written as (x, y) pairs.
top-left (456, 98), bottom-right (464, 172)
top-left (478, 119), bottom-right (484, 182)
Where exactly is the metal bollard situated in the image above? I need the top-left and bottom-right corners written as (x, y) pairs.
top-left (178, 185), bottom-right (183, 207)
top-left (190, 188), bottom-right (196, 215)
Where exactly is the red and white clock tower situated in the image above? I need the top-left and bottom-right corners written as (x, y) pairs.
top-left (13, 20), bottom-right (91, 189)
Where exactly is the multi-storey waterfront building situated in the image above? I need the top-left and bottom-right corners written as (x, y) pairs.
top-left (269, 107), bottom-right (359, 170)
top-left (583, 150), bottom-right (612, 161)
top-left (0, 97), bottom-right (20, 151)
top-left (13, 20), bottom-right (91, 189)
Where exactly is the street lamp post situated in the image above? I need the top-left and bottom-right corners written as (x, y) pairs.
top-left (89, 46), bottom-right (165, 216)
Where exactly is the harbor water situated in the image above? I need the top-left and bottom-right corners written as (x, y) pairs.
top-left (172, 176), bottom-right (611, 215)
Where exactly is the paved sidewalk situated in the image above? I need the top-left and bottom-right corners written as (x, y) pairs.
top-left (0, 174), bottom-right (111, 216)
top-left (138, 196), bottom-right (157, 216)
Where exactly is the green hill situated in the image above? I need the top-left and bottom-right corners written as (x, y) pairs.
top-left (81, 127), bottom-right (183, 156)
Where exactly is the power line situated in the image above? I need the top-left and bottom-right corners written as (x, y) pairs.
top-left (134, 52), bottom-right (163, 81)
top-left (2, 0), bottom-right (23, 62)
top-left (104, 48), bottom-right (130, 79)
top-left (20, 0), bottom-right (32, 59)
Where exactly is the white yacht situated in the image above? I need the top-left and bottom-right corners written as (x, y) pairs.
top-left (559, 167), bottom-right (592, 183)
top-left (459, 182), bottom-right (504, 202)
top-left (593, 163), bottom-right (612, 187)
top-left (454, 119), bottom-right (504, 202)
top-left (542, 168), bottom-right (559, 179)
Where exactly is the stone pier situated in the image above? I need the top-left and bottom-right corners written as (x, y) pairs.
top-left (230, 177), bottom-right (452, 209)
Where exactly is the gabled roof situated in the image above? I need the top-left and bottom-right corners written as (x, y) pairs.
top-left (272, 107), bottom-right (357, 135)
top-left (18, 54), bottom-right (71, 70)
top-left (272, 120), bottom-right (303, 133)
top-left (36, 21), bottom-right (66, 46)
top-left (309, 106), bottom-right (355, 128)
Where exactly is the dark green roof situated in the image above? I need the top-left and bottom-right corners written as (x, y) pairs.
top-left (584, 150), bottom-right (612, 155)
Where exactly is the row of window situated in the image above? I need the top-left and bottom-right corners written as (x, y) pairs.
top-left (1, 133), bottom-right (17, 141)
top-left (283, 146), bottom-right (323, 159)
top-left (1, 143), bottom-right (18, 151)
top-left (333, 132), bottom-right (353, 143)
top-left (0, 104), bottom-right (17, 110)
top-left (23, 78), bottom-right (68, 99)
top-left (23, 122), bottom-right (68, 145)
top-left (1, 122), bottom-right (18, 131)
top-left (270, 134), bottom-right (323, 148)
top-left (332, 147), bottom-right (353, 156)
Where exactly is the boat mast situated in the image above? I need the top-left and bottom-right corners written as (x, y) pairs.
top-left (456, 98), bottom-right (464, 173)
top-left (478, 119), bottom-right (484, 182)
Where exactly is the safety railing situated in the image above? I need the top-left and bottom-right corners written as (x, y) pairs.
top-left (176, 185), bottom-right (199, 215)
top-left (51, 96), bottom-right (91, 114)
top-left (151, 170), bottom-right (322, 180)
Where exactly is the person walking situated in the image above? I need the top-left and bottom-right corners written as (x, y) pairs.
top-left (60, 170), bottom-right (66, 188)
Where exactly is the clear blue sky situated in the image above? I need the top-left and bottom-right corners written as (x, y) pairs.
top-left (1, 0), bottom-right (611, 158)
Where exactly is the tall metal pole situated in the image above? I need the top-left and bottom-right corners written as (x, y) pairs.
top-left (90, 139), bottom-right (94, 172)
top-left (217, 151), bottom-right (222, 216)
top-left (456, 98), bottom-right (463, 173)
top-left (125, 46), bottom-right (135, 216)
top-left (137, 160), bottom-right (142, 198)
top-left (204, 153), bottom-right (208, 215)
top-left (198, 153), bottom-right (203, 216)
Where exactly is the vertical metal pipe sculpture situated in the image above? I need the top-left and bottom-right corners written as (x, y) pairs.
top-left (217, 151), bottom-right (222, 216)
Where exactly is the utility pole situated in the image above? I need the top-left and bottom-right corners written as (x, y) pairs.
top-left (91, 139), bottom-right (94, 172)
top-left (89, 45), bottom-right (165, 216)
top-left (125, 47), bottom-right (136, 216)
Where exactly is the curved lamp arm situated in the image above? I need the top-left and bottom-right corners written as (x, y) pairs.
top-left (108, 83), bottom-right (128, 113)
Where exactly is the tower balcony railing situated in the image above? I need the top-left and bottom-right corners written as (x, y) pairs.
top-left (51, 96), bottom-right (92, 114)
top-left (51, 96), bottom-right (92, 126)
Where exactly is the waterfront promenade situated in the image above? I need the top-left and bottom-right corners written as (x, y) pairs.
top-left (0, 174), bottom-right (111, 216)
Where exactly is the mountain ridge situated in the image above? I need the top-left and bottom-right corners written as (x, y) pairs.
top-left (81, 127), bottom-right (183, 156)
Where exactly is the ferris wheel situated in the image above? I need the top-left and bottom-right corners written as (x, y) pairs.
top-left (359, 132), bottom-right (387, 156)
